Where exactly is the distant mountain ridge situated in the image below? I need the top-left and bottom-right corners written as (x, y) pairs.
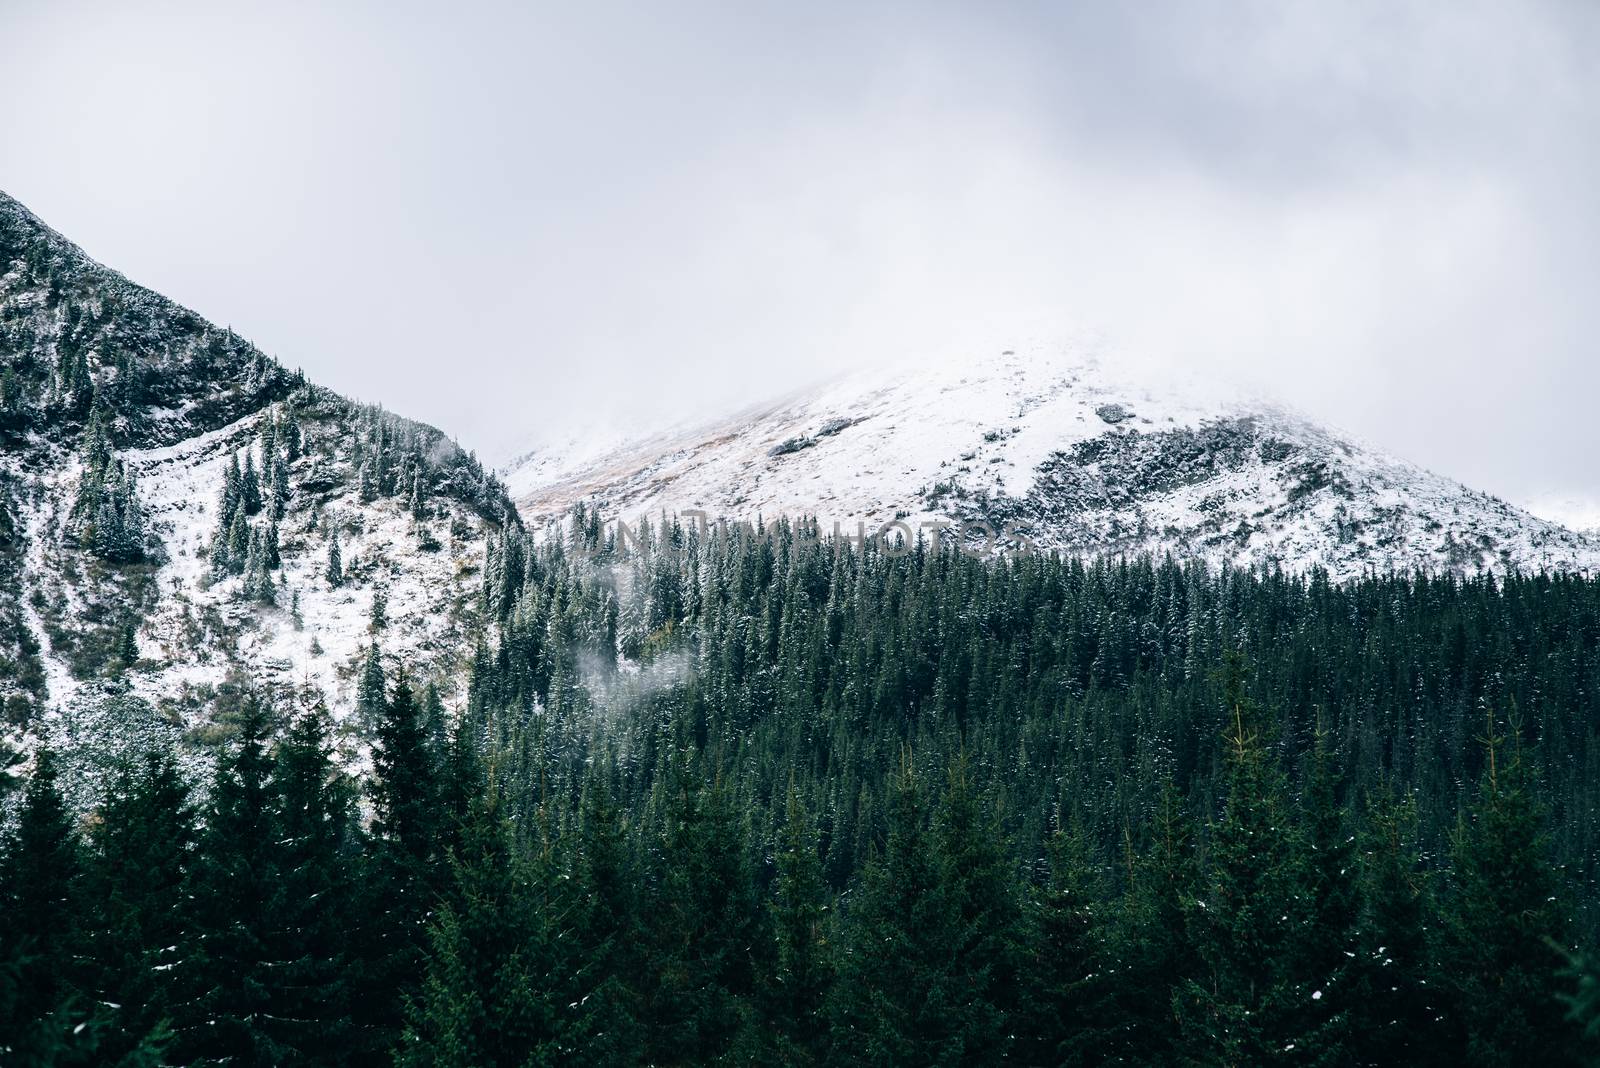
top-left (502, 347), bottom-right (1600, 580)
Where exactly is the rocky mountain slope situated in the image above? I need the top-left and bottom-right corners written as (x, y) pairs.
top-left (0, 191), bottom-right (513, 764)
top-left (503, 348), bottom-right (1600, 579)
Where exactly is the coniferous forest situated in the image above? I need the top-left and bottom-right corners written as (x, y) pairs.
top-left (5, 510), bottom-right (1600, 1065)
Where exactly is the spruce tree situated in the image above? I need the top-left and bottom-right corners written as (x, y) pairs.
top-left (226, 506), bottom-right (250, 573)
top-left (1178, 703), bottom-right (1318, 1065)
top-left (1558, 948), bottom-right (1600, 1046)
top-left (642, 765), bottom-right (762, 1064)
top-left (185, 699), bottom-right (281, 1066)
top-left (1019, 819), bottom-right (1109, 1066)
top-left (282, 409), bottom-right (303, 462)
top-left (1347, 787), bottom-right (1445, 1067)
top-left (1293, 729), bottom-right (1359, 1056)
top-left (357, 674), bottom-right (444, 1057)
top-left (117, 621), bottom-right (139, 667)
top-left (933, 754), bottom-right (1022, 1063)
top-left (223, 454), bottom-right (243, 520)
top-left (764, 781), bottom-right (832, 1065)
top-left (370, 587), bottom-right (388, 632)
top-left (327, 530), bottom-right (344, 587)
top-left (241, 450), bottom-right (262, 515)
top-left (264, 703), bottom-right (361, 1062)
top-left (568, 769), bottom-right (646, 1064)
top-left (210, 499), bottom-right (237, 576)
top-left (0, 747), bottom-right (99, 1061)
top-left (356, 641), bottom-right (387, 730)
top-left (1438, 721), bottom-right (1583, 1066)
top-left (84, 751), bottom-right (196, 1063)
top-left (828, 756), bottom-right (965, 1065)
top-left (270, 454), bottom-right (290, 520)
top-left (398, 793), bottom-right (571, 1066)
top-left (1112, 781), bottom-right (1201, 1065)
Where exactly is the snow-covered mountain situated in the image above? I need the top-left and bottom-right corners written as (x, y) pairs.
top-left (8, 177), bottom-right (1599, 771)
top-left (0, 191), bottom-right (512, 753)
top-left (503, 347), bottom-right (1600, 580)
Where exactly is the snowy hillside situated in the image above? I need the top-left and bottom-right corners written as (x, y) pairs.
top-left (503, 346), bottom-right (1600, 579)
top-left (0, 190), bottom-right (512, 747)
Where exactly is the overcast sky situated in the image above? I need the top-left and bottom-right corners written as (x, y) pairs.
top-left (3, 2), bottom-right (1597, 510)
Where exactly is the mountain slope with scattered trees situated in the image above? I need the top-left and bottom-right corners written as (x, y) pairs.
top-left (0, 189), bottom-right (513, 780)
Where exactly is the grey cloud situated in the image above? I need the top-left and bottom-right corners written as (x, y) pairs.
top-left (2, 0), bottom-right (1596, 507)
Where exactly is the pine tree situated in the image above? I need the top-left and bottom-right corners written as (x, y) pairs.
top-left (567, 769), bottom-right (646, 1064)
top-left (185, 700), bottom-right (281, 1066)
top-left (0, 747), bottom-right (100, 1061)
top-left (1347, 787), bottom-right (1445, 1067)
top-left (828, 755), bottom-right (965, 1065)
top-left (764, 781), bottom-right (832, 1065)
top-left (357, 674), bottom-right (444, 1057)
top-left (327, 530), bottom-right (344, 587)
top-left (1438, 720), bottom-right (1583, 1066)
top-left (84, 751), bottom-right (196, 1063)
top-left (264, 703), bottom-right (361, 1062)
top-left (643, 765), bottom-right (762, 1064)
top-left (398, 792), bottom-right (571, 1066)
top-left (1178, 702), bottom-right (1317, 1065)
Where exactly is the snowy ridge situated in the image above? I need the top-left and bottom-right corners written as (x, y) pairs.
top-left (0, 190), bottom-right (507, 739)
top-left (504, 346), bottom-right (1600, 579)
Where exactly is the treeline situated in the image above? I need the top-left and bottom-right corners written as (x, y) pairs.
top-left (0, 668), bottom-right (1595, 1065)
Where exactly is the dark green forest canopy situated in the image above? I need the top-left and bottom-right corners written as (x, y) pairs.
top-left (5, 507), bottom-right (1600, 1064)
top-left (478, 511), bottom-right (1600, 922)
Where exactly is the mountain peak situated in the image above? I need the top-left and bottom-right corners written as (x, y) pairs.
top-left (505, 343), bottom-right (1600, 579)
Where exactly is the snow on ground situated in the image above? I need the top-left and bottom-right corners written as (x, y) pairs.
top-left (503, 343), bottom-right (1600, 579)
top-left (1520, 494), bottom-right (1600, 535)
top-left (9, 411), bottom-right (489, 729)
top-left (16, 458), bottom-right (84, 716)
